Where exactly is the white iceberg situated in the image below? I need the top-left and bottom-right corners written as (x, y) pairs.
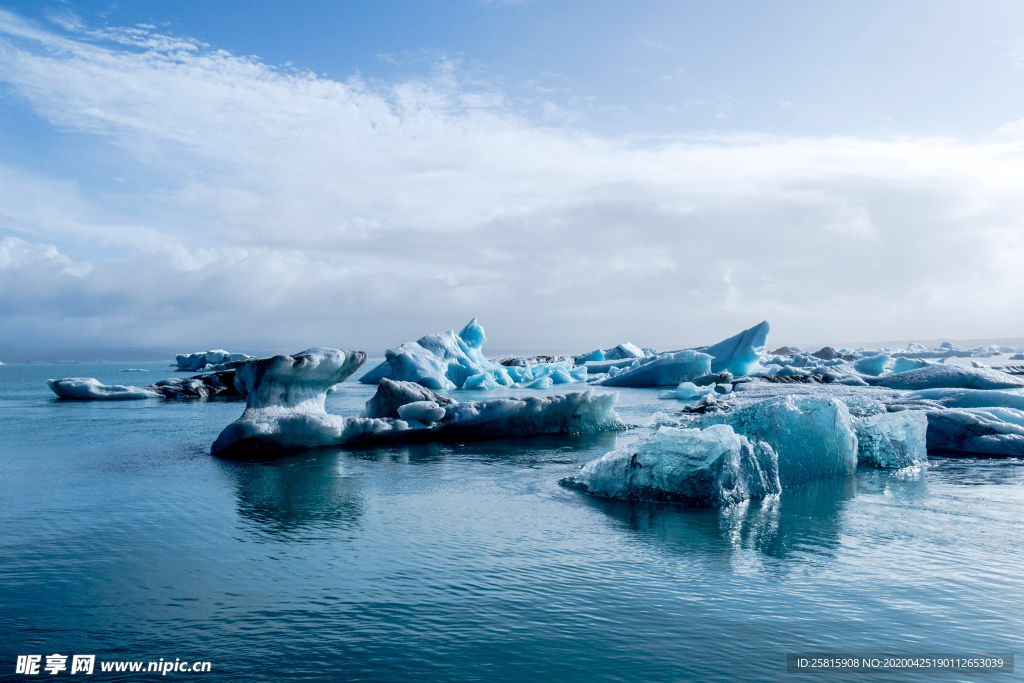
top-left (855, 412), bottom-right (928, 468)
top-left (701, 320), bottom-right (770, 376)
top-left (213, 353), bottom-right (625, 455)
top-left (563, 424), bottom-right (780, 506)
top-left (600, 349), bottom-right (713, 388)
top-left (176, 350), bottom-right (253, 372)
top-left (47, 378), bottom-right (160, 400)
top-left (872, 365), bottom-right (1024, 390)
top-left (697, 395), bottom-right (858, 486)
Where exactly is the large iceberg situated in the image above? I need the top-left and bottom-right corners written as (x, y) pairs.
top-left (696, 395), bottom-right (858, 486)
top-left (701, 320), bottom-right (770, 376)
top-left (212, 351), bottom-right (625, 456)
top-left (563, 424), bottom-right (780, 506)
top-left (47, 378), bottom-right (160, 400)
top-left (872, 365), bottom-right (1024, 390)
top-left (854, 412), bottom-right (928, 468)
top-left (358, 318), bottom-right (584, 390)
top-left (176, 350), bottom-right (253, 372)
top-left (600, 349), bottom-right (713, 388)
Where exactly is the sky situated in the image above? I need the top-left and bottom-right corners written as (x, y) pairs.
top-left (1, 1), bottom-right (1023, 357)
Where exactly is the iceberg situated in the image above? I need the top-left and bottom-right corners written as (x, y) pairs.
top-left (855, 412), bottom-right (928, 468)
top-left (602, 342), bottom-right (646, 360)
top-left (923, 408), bottom-right (1024, 457)
top-left (176, 350), bottom-right (253, 372)
top-left (872, 365), bottom-right (1024, 390)
top-left (600, 349), bottom-right (712, 388)
top-left (212, 353), bottom-right (625, 455)
top-left (701, 321), bottom-right (770, 376)
top-left (563, 424), bottom-right (780, 506)
top-left (47, 378), bottom-right (160, 400)
top-left (853, 354), bottom-right (890, 376)
top-left (46, 368), bottom-right (247, 401)
top-left (358, 318), bottom-right (580, 391)
top-left (892, 357), bottom-right (931, 374)
top-left (696, 395), bottom-right (858, 486)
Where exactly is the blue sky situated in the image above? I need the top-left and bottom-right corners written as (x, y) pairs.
top-left (0, 1), bottom-right (1023, 355)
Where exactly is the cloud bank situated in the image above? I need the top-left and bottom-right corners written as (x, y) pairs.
top-left (0, 10), bottom-right (1023, 354)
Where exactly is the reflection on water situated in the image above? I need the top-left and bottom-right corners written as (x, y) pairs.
top-left (345, 431), bottom-right (622, 468)
top-left (217, 451), bottom-right (364, 539)
top-left (579, 474), bottom-right (862, 561)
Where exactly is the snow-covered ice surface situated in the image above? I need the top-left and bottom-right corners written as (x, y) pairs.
top-left (46, 377), bottom-right (160, 400)
top-left (563, 424), bottom-right (780, 506)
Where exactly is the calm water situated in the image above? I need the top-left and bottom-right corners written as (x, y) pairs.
top-left (1, 361), bottom-right (1022, 681)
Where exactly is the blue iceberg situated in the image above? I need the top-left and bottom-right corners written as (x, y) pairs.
top-left (702, 320), bottom-right (770, 376)
top-left (563, 424), bottom-right (780, 506)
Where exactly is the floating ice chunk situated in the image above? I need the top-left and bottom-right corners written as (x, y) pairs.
top-left (397, 401), bottom-right (447, 424)
top-left (527, 376), bottom-right (553, 389)
top-left (362, 377), bottom-right (457, 419)
top-left (872, 365), bottom-right (1024, 390)
top-left (971, 360), bottom-right (988, 368)
top-left (176, 350), bottom-right (252, 372)
top-left (924, 408), bottom-right (1024, 457)
top-left (213, 358), bottom-right (624, 456)
top-left (855, 412), bottom-right (928, 468)
top-left (48, 368), bottom-right (246, 401)
top-left (702, 320), bottom-right (770, 376)
top-left (907, 342), bottom-right (928, 353)
top-left (696, 395), bottom-right (858, 486)
top-left (563, 424), bottom-right (780, 506)
top-left (892, 357), bottom-right (931, 374)
top-left (600, 349), bottom-right (712, 387)
top-left (677, 381), bottom-right (714, 399)
top-left (854, 354), bottom-right (890, 376)
top-left (47, 378), bottom-right (160, 400)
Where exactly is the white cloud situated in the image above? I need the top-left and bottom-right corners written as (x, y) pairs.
top-left (0, 11), bottom-right (1023, 352)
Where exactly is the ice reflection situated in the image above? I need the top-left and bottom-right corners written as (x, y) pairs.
top-left (217, 450), bottom-right (364, 540)
top-left (579, 474), bottom-right (859, 562)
